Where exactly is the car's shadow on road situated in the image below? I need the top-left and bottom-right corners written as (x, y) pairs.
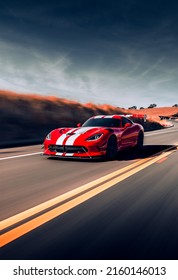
top-left (116, 144), bottom-right (177, 161)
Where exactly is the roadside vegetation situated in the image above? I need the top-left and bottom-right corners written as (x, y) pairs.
top-left (0, 90), bottom-right (177, 147)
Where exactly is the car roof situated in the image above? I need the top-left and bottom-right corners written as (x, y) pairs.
top-left (90, 115), bottom-right (132, 119)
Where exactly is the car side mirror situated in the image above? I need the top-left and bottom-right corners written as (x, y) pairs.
top-left (77, 123), bottom-right (81, 127)
top-left (124, 123), bottom-right (131, 128)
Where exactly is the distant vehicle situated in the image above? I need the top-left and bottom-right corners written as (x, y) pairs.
top-left (43, 115), bottom-right (144, 160)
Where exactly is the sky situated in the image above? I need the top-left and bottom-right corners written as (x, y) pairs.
top-left (0, 0), bottom-right (178, 108)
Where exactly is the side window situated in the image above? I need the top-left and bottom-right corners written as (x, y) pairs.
top-left (109, 119), bottom-right (121, 127)
top-left (122, 117), bottom-right (132, 127)
top-left (113, 119), bottom-right (121, 127)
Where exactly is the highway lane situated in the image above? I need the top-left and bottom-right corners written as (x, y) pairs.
top-left (1, 123), bottom-right (178, 217)
top-left (1, 147), bottom-right (140, 220)
top-left (1, 123), bottom-right (177, 221)
top-left (0, 121), bottom-right (178, 259)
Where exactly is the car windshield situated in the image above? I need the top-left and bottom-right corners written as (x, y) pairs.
top-left (82, 117), bottom-right (121, 127)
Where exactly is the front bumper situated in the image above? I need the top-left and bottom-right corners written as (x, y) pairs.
top-left (43, 144), bottom-right (106, 158)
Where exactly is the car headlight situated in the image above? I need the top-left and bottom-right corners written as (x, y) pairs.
top-left (86, 133), bottom-right (103, 141)
top-left (46, 132), bottom-right (51, 140)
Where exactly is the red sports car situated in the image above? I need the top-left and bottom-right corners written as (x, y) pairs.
top-left (43, 115), bottom-right (144, 160)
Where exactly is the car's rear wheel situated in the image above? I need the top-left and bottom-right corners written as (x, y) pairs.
top-left (106, 136), bottom-right (118, 160)
top-left (135, 131), bottom-right (144, 150)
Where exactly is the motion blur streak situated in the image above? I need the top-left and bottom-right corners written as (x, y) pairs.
top-left (1, 157), bottom-right (152, 230)
top-left (0, 149), bottom-right (174, 247)
top-left (156, 157), bottom-right (168, 164)
top-left (0, 152), bottom-right (42, 161)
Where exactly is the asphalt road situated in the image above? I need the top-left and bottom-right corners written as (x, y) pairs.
top-left (1, 121), bottom-right (178, 260)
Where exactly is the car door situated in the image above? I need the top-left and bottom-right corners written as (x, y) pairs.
top-left (121, 118), bottom-right (136, 148)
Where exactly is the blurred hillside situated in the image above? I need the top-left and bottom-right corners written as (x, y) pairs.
top-left (0, 90), bottom-right (177, 147)
top-left (0, 90), bottom-right (125, 147)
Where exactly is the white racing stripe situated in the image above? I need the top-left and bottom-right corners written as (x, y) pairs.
top-left (65, 134), bottom-right (80, 145)
top-left (56, 152), bottom-right (63, 156)
top-left (72, 127), bottom-right (96, 134)
top-left (0, 152), bottom-right (42, 161)
top-left (46, 152), bottom-right (74, 157)
top-left (56, 128), bottom-right (77, 145)
top-left (64, 127), bottom-right (97, 145)
top-left (104, 115), bottom-right (115, 118)
top-left (56, 134), bottom-right (67, 145)
top-left (94, 115), bottom-right (104, 118)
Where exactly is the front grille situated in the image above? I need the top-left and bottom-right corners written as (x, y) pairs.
top-left (49, 145), bottom-right (88, 154)
top-left (49, 145), bottom-right (63, 152)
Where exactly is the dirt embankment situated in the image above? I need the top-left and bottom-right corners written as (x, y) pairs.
top-left (0, 90), bottom-right (177, 147)
top-left (127, 107), bottom-right (178, 129)
top-left (0, 90), bottom-right (124, 147)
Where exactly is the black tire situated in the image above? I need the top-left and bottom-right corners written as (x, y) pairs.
top-left (106, 136), bottom-right (118, 160)
top-left (135, 132), bottom-right (144, 150)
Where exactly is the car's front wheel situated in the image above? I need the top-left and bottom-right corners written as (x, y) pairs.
top-left (106, 136), bottom-right (118, 160)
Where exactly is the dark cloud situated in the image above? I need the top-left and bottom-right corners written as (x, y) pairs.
top-left (0, 0), bottom-right (178, 107)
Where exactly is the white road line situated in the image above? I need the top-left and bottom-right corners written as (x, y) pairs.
top-left (1, 127), bottom-right (177, 160)
top-left (0, 152), bottom-right (42, 161)
top-left (1, 149), bottom-right (174, 247)
top-left (145, 128), bottom-right (178, 137)
top-left (1, 157), bottom-right (152, 230)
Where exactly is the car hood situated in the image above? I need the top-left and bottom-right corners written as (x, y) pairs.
top-left (55, 126), bottom-right (106, 146)
top-left (65, 126), bottom-right (103, 135)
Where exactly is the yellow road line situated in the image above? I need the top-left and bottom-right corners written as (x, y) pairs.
top-left (0, 150), bottom-right (174, 247)
top-left (0, 157), bottom-right (152, 231)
